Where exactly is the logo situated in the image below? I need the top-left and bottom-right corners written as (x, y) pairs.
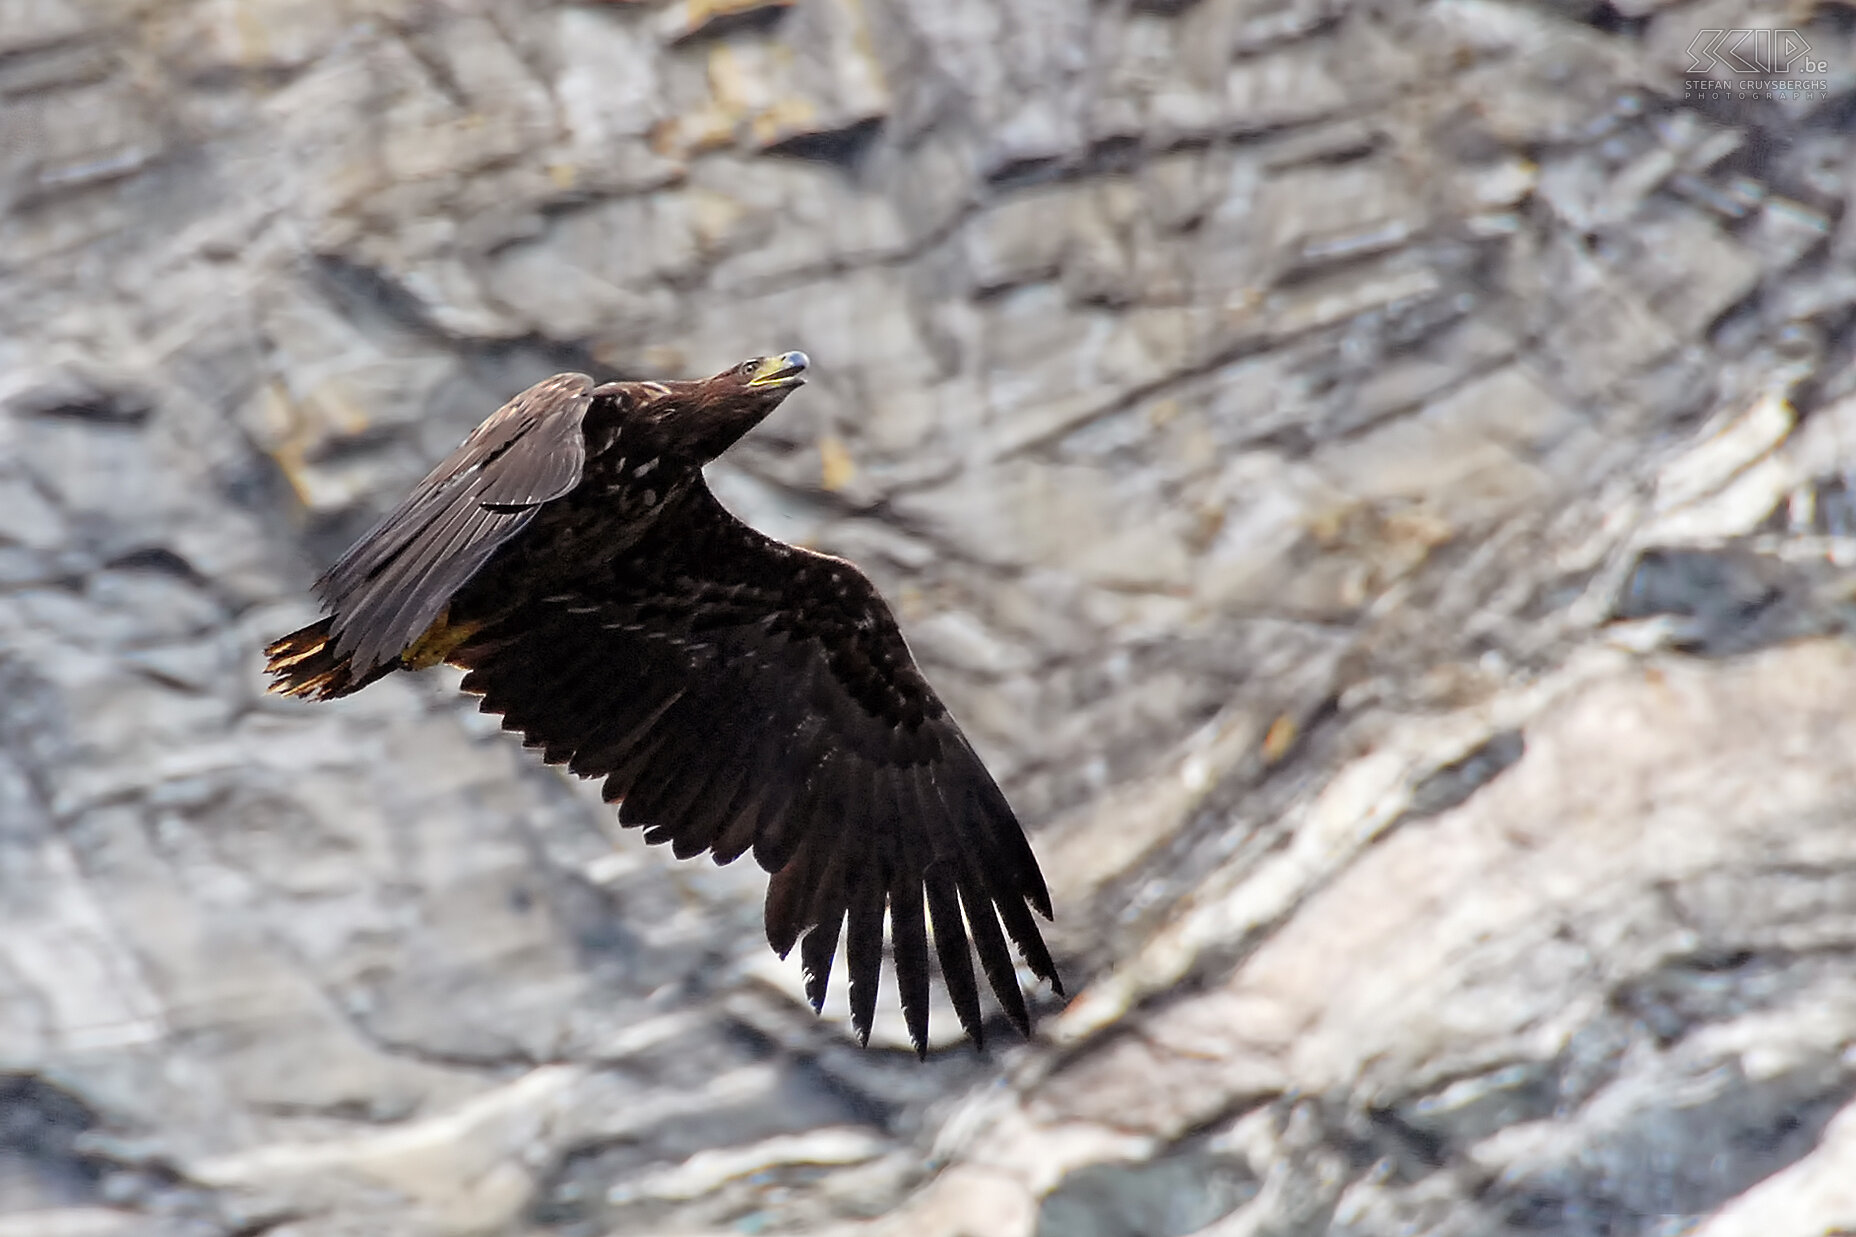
top-left (1685, 29), bottom-right (1827, 75)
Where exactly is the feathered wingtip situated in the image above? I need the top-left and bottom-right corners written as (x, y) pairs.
top-left (264, 618), bottom-right (388, 700)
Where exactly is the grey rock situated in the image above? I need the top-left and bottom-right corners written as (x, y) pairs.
top-left (5, 0), bottom-right (1856, 1234)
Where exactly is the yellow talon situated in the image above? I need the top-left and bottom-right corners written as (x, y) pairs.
top-left (401, 611), bottom-right (485, 670)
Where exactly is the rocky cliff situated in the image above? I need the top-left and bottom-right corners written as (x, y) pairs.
top-left (4, 0), bottom-right (1856, 1233)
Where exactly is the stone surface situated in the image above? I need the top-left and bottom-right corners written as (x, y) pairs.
top-left (4, 0), bottom-right (1856, 1234)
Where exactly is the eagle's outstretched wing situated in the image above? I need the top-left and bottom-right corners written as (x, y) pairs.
top-left (449, 481), bottom-right (1061, 1052)
top-left (315, 374), bottom-right (597, 675)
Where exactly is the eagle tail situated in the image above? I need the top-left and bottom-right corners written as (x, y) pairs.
top-left (264, 618), bottom-right (393, 700)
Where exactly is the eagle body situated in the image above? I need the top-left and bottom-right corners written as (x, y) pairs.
top-left (266, 354), bottom-right (1060, 1053)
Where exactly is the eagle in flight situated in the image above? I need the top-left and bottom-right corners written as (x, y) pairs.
top-left (265, 353), bottom-right (1061, 1053)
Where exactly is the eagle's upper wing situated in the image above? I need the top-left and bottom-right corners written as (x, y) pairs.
top-left (316, 374), bottom-right (597, 675)
top-left (449, 481), bottom-right (1060, 1052)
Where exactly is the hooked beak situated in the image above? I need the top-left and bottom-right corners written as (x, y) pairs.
top-left (746, 350), bottom-right (809, 390)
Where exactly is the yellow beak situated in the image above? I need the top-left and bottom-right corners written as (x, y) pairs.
top-left (746, 351), bottom-right (810, 389)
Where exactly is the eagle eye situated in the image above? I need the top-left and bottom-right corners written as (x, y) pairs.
top-left (738, 359), bottom-right (759, 377)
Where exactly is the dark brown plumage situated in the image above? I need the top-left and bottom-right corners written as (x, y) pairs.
top-left (265, 353), bottom-right (1061, 1053)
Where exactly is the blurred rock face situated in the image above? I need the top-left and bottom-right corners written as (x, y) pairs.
top-left (3, 0), bottom-right (1856, 1233)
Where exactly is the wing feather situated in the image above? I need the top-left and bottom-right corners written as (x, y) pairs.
top-left (845, 858), bottom-right (887, 1046)
top-left (450, 479), bottom-right (1058, 1050)
top-left (669, 761), bottom-right (750, 859)
top-left (318, 374), bottom-right (598, 674)
top-left (801, 901), bottom-right (845, 1015)
top-left (709, 781), bottom-right (772, 868)
top-left (361, 488), bottom-right (486, 652)
top-left (565, 687), bottom-right (686, 778)
top-left (796, 760), bottom-right (858, 1014)
top-left (958, 857), bottom-right (1030, 1039)
top-left (887, 836), bottom-right (932, 1054)
top-left (764, 832), bottom-right (822, 959)
top-left (601, 726), bottom-right (677, 806)
top-left (749, 714), bottom-right (832, 874)
top-left (925, 859), bottom-right (984, 1047)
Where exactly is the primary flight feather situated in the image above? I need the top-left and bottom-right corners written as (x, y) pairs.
top-left (265, 353), bottom-right (1061, 1053)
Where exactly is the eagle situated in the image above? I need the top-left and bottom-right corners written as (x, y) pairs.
top-left (265, 352), bottom-right (1061, 1054)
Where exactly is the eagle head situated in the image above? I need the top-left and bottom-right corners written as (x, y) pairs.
top-left (621, 351), bottom-right (807, 463)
